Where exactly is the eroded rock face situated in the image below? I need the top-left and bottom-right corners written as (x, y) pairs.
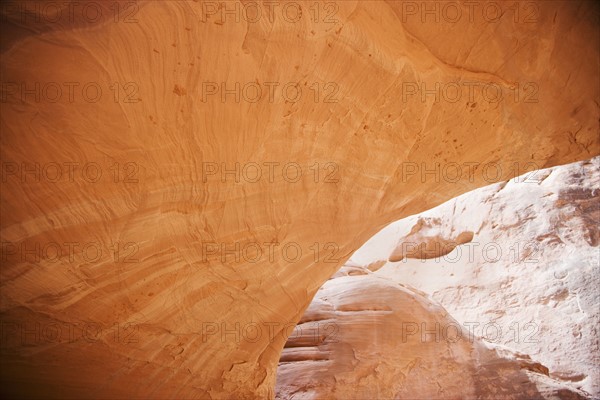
top-left (325, 157), bottom-right (598, 398)
top-left (277, 269), bottom-right (480, 399)
top-left (276, 265), bottom-right (589, 399)
top-left (388, 217), bottom-right (474, 261)
top-left (1, 1), bottom-right (599, 398)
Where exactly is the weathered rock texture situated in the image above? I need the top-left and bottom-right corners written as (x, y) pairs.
top-left (276, 265), bottom-right (590, 399)
top-left (1, 1), bottom-right (599, 398)
top-left (290, 157), bottom-right (598, 398)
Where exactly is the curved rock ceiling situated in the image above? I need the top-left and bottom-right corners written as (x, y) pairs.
top-left (1, 1), bottom-right (599, 399)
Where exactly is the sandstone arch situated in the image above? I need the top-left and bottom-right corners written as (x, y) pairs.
top-left (1, 1), bottom-right (598, 398)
